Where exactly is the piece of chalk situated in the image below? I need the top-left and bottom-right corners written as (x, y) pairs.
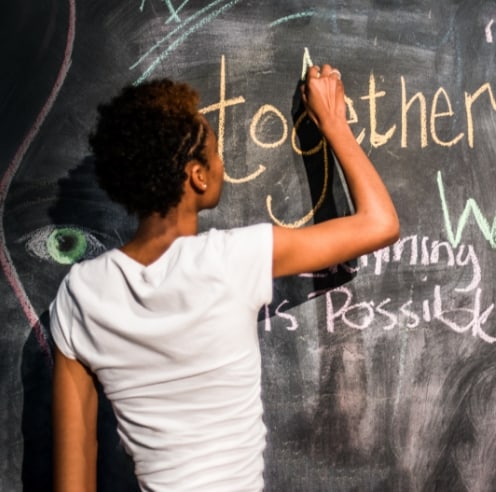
top-left (301, 47), bottom-right (314, 80)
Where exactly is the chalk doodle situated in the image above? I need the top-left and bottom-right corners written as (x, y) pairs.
top-left (131, 0), bottom-right (243, 84)
top-left (0, 0), bottom-right (77, 361)
top-left (139, 0), bottom-right (191, 20)
top-left (163, 0), bottom-right (183, 22)
top-left (269, 10), bottom-right (316, 28)
top-left (19, 225), bottom-right (108, 265)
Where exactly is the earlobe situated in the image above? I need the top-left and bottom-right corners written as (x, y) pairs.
top-left (189, 162), bottom-right (207, 192)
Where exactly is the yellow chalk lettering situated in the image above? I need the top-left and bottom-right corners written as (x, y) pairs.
top-left (291, 111), bottom-right (323, 156)
top-left (430, 87), bottom-right (464, 147)
top-left (401, 76), bottom-right (428, 148)
top-left (250, 104), bottom-right (288, 149)
top-left (464, 82), bottom-right (496, 148)
top-left (345, 95), bottom-right (366, 145)
top-left (361, 73), bottom-right (396, 148)
top-left (266, 140), bottom-right (329, 228)
top-left (200, 55), bottom-right (265, 183)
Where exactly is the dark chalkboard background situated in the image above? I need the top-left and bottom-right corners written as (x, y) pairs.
top-left (2, 1), bottom-right (496, 491)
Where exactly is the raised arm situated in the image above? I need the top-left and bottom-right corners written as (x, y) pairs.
top-left (52, 346), bottom-right (98, 492)
top-left (272, 64), bottom-right (400, 278)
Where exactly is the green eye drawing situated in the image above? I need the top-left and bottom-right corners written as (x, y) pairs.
top-left (21, 225), bottom-right (108, 265)
top-left (46, 227), bottom-right (88, 264)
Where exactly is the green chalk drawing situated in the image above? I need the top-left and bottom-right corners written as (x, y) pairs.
top-left (437, 170), bottom-right (496, 248)
top-left (46, 227), bottom-right (88, 265)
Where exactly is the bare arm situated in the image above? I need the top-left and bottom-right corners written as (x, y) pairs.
top-left (273, 64), bottom-right (400, 278)
top-left (52, 346), bottom-right (98, 492)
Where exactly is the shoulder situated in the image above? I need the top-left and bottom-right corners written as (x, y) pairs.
top-left (51, 249), bottom-right (125, 330)
top-left (55, 249), bottom-right (121, 301)
top-left (179, 224), bottom-right (273, 283)
top-left (191, 223), bottom-right (272, 265)
top-left (198, 224), bottom-right (273, 300)
top-left (199, 223), bottom-right (272, 249)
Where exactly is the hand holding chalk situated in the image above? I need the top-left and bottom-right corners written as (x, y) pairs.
top-left (301, 63), bottom-right (347, 141)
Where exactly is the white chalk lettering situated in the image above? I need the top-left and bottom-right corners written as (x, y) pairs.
top-left (265, 236), bottom-right (494, 344)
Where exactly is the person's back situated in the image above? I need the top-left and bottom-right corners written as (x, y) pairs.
top-left (51, 64), bottom-right (400, 492)
top-left (52, 225), bottom-right (272, 490)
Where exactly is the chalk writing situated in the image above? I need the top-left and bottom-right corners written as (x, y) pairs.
top-left (305, 234), bottom-right (481, 293)
top-left (264, 235), bottom-right (495, 343)
top-left (200, 52), bottom-right (496, 228)
top-left (200, 53), bottom-right (496, 190)
top-left (437, 170), bottom-right (496, 249)
top-left (264, 284), bottom-right (495, 344)
top-left (317, 284), bottom-right (494, 343)
top-left (354, 74), bottom-right (496, 149)
top-left (250, 105), bottom-right (289, 149)
top-left (200, 53), bottom-right (329, 226)
top-left (362, 235), bottom-right (481, 292)
top-left (267, 142), bottom-right (329, 228)
top-left (301, 46), bottom-right (314, 81)
top-left (200, 53), bottom-right (341, 226)
top-left (200, 55), bottom-right (264, 184)
top-left (7, 18), bottom-right (496, 362)
top-left (264, 301), bottom-right (299, 332)
top-left (464, 83), bottom-right (496, 147)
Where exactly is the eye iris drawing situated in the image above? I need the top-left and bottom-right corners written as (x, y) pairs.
top-left (46, 227), bottom-right (88, 264)
top-left (21, 225), bottom-right (109, 265)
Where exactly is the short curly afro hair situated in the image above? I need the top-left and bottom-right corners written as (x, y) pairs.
top-left (89, 78), bottom-right (208, 218)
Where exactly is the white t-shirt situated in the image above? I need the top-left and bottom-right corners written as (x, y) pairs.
top-left (50, 223), bottom-right (273, 492)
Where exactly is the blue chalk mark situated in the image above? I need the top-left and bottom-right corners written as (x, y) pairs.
top-left (131, 0), bottom-right (228, 69)
top-left (164, 0), bottom-right (181, 23)
top-left (132, 0), bottom-right (242, 84)
top-left (139, 0), bottom-right (146, 12)
top-left (165, 0), bottom-right (190, 24)
top-left (269, 10), bottom-right (315, 27)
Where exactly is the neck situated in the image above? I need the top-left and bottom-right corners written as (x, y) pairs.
top-left (120, 207), bottom-right (199, 265)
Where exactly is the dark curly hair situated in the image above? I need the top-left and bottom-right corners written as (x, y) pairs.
top-left (89, 78), bottom-right (208, 218)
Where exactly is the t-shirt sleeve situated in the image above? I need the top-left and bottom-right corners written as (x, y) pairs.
top-left (221, 223), bottom-right (273, 309)
top-left (49, 272), bottom-right (78, 359)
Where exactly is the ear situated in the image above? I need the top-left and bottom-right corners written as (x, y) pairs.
top-left (188, 161), bottom-right (208, 193)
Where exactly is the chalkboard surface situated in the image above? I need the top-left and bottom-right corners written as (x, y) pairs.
top-left (2, 1), bottom-right (496, 491)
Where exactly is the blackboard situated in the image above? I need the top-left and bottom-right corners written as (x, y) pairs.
top-left (2, 1), bottom-right (496, 491)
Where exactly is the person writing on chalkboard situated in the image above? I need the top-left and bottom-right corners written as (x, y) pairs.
top-left (50, 63), bottom-right (399, 491)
